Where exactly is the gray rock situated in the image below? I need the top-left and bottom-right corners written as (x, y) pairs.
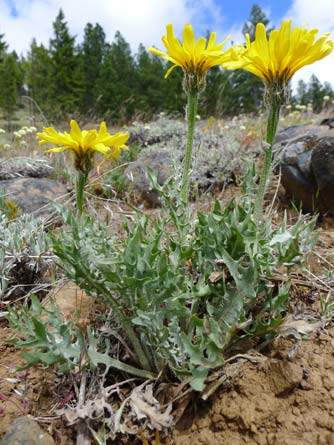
top-left (0, 158), bottom-right (53, 180)
top-left (311, 137), bottom-right (334, 212)
top-left (125, 149), bottom-right (175, 207)
top-left (0, 416), bottom-right (55, 445)
top-left (0, 177), bottom-right (67, 218)
top-left (277, 125), bottom-right (334, 213)
top-left (275, 124), bottom-right (332, 145)
top-left (320, 117), bottom-right (334, 128)
top-left (280, 164), bottom-right (319, 212)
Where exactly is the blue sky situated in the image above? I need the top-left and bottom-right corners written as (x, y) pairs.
top-left (214, 0), bottom-right (292, 29)
top-left (0, 0), bottom-right (333, 88)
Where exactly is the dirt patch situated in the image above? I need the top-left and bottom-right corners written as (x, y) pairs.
top-left (175, 328), bottom-right (334, 445)
top-left (0, 324), bottom-right (57, 437)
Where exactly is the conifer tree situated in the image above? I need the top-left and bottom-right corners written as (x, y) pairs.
top-left (135, 44), bottom-right (166, 117)
top-left (296, 79), bottom-right (308, 104)
top-left (202, 67), bottom-right (233, 117)
top-left (307, 74), bottom-right (325, 112)
top-left (49, 9), bottom-right (81, 117)
top-left (163, 65), bottom-right (184, 116)
top-left (0, 33), bottom-right (8, 62)
top-left (25, 39), bottom-right (53, 114)
top-left (79, 23), bottom-right (107, 115)
top-left (98, 31), bottom-right (136, 122)
top-left (0, 52), bottom-right (21, 130)
top-left (322, 81), bottom-right (333, 99)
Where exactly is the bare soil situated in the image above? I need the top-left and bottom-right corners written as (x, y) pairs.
top-left (175, 328), bottom-right (334, 445)
top-left (0, 325), bottom-right (57, 437)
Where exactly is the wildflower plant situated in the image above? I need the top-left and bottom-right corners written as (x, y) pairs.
top-left (224, 20), bottom-right (333, 220)
top-left (4, 20), bottom-right (327, 444)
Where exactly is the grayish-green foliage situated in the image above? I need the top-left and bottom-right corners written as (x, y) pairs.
top-left (0, 212), bottom-right (50, 299)
top-left (8, 169), bottom-right (316, 391)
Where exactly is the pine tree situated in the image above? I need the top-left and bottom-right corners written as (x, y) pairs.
top-left (307, 74), bottom-right (324, 112)
top-left (0, 33), bottom-right (8, 62)
top-left (49, 9), bottom-right (81, 118)
top-left (98, 31), bottom-right (136, 122)
top-left (135, 44), bottom-right (166, 117)
top-left (296, 79), bottom-right (309, 104)
top-left (0, 52), bottom-right (21, 130)
top-left (25, 39), bottom-right (53, 115)
top-left (79, 23), bottom-right (107, 115)
top-left (322, 81), bottom-right (333, 99)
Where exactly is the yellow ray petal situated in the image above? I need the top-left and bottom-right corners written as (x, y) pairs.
top-left (44, 146), bottom-right (69, 153)
top-left (70, 120), bottom-right (83, 144)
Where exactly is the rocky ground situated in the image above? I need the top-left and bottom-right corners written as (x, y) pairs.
top-left (1, 115), bottom-right (334, 444)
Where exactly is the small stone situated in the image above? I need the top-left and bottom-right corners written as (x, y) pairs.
top-left (319, 333), bottom-right (329, 342)
top-left (292, 407), bottom-right (301, 416)
top-left (0, 416), bottom-right (55, 445)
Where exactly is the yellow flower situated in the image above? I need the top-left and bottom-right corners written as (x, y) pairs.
top-left (149, 23), bottom-right (238, 79)
top-left (37, 120), bottom-right (129, 159)
top-left (224, 20), bottom-right (333, 84)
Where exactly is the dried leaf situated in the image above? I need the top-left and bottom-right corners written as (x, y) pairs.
top-left (278, 315), bottom-right (321, 339)
top-left (208, 270), bottom-right (223, 284)
top-left (129, 384), bottom-right (173, 431)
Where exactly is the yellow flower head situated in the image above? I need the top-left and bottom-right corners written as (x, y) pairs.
top-left (149, 24), bottom-right (240, 93)
top-left (37, 120), bottom-right (129, 171)
top-left (224, 20), bottom-right (333, 84)
top-left (149, 24), bottom-right (234, 77)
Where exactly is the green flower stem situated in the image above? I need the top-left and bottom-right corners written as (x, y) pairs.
top-left (254, 104), bottom-right (281, 222)
top-left (181, 91), bottom-right (199, 204)
top-left (95, 284), bottom-right (153, 373)
top-left (112, 300), bottom-right (154, 372)
top-left (76, 171), bottom-right (88, 215)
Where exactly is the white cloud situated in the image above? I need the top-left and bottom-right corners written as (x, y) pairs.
top-left (0, 0), bottom-right (233, 56)
top-left (285, 0), bottom-right (334, 90)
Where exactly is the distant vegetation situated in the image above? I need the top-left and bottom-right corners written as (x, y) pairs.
top-left (0, 4), bottom-right (333, 128)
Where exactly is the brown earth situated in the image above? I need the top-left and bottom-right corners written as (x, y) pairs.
top-left (0, 325), bottom-right (57, 437)
top-left (2, 307), bottom-right (334, 445)
top-left (175, 328), bottom-right (334, 445)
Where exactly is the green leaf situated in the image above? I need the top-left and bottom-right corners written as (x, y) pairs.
top-left (269, 232), bottom-right (292, 245)
top-left (190, 367), bottom-right (208, 391)
top-left (31, 318), bottom-right (48, 342)
top-left (88, 348), bottom-right (156, 379)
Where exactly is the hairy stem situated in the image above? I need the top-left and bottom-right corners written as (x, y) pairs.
top-left (91, 281), bottom-right (153, 373)
top-left (181, 91), bottom-right (199, 204)
top-left (76, 171), bottom-right (88, 216)
top-left (76, 370), bottom-right (90, 445)
top-left (254, 104), bottom-right (280, 222)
